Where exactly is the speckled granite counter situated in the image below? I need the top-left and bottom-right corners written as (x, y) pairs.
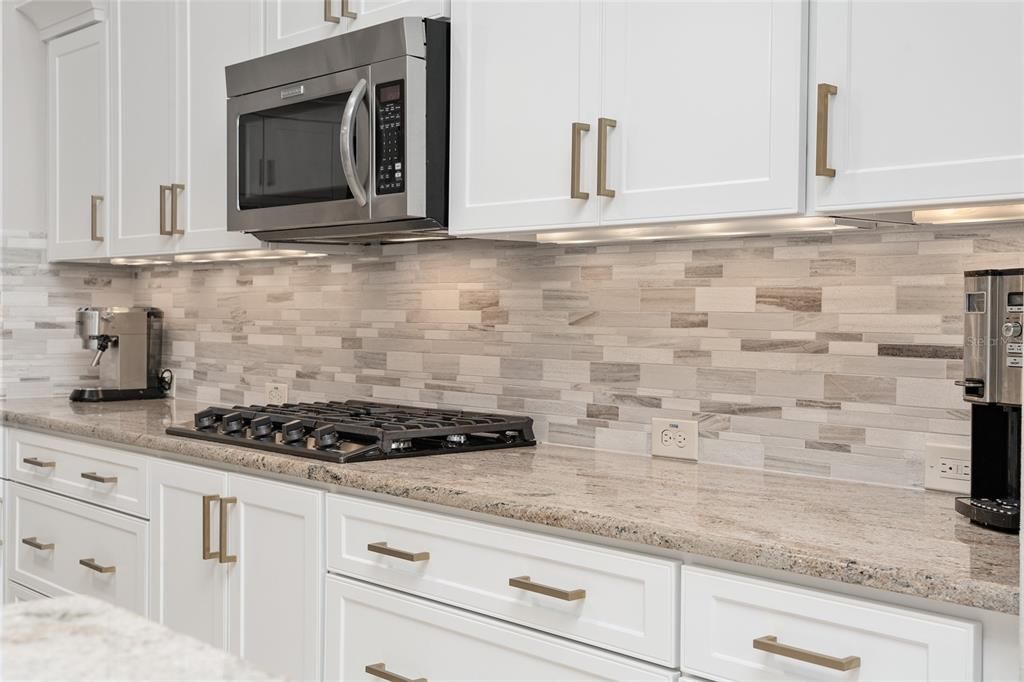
top-left (1, 397), bottom-right (1018, 614)
top-left (0, 595), bottom-right (280, 680)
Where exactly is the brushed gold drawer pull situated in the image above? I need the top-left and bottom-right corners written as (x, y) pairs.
top-left (202, 494), bottom-right (220, 560)
top-left (815, 82), bottom-right (838, 177)
top-left (23, 457), bottom-right (56, 469)
top-left (159, 184), bottom-right (172, 235)
top-left (753, 635), bottom-right (860, 671)
top-left (323, 0), bottom-right (340, 22)
top-left (509, 575), bottom-right (586, 602)
top-left (81, 472), bottom-right (118, 484)
top-left (22, 537), bottom-right (55, 551)
top-left (570, 121), bottom-right (590, 200)
top-left (80, 557), bottom-right (116, 574)
top-left (218, 496), bottom-right (238, 564)
top-left (340, 0), bottom-right (356, 18)
top-left (596, 117), bottom-right (616, 198)
top-left (170, 183), bottom-right (185, 235)
top-left (367, 542), bottom-right (429, 562)
top-left (90, 195), bottom-right (104, 242)
top-left (365, 663), bottom-right (426, 682)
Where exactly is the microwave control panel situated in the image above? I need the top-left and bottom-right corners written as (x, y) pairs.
top-left (375, 81), bottom-right (405, 195)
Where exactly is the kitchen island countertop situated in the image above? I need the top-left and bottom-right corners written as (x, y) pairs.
top-left (1, 397), bottom-right (1018, 614)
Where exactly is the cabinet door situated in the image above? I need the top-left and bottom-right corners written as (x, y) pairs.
top-left (598, 1), bottom-right (805, 226)
top-left (149, 461), bottom-right (228, 649)
top-left (265, 0), bottom-right (446, 54)
top-left (325, 576), bottom-right (679, 682)
top-left (225, 475), bottom-right (323, 682)
top-left (812, 0), bottom-right (1024, 212)
top-left (448, 1), bottom-right (602, 234)
top-left (177, 0), bottom-right (263, 254)
top-left (48, 23), bottom-right (110, 261)
top-left (110, 0), bottom-right (179, 256)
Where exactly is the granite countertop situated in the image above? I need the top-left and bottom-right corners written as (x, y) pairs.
top-left (0, 595), bottom-right (280, 681)
top-left (1, 397), bottom-right (1018, 615)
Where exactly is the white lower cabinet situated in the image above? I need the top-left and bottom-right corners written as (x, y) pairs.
top-left (5, 580), bottom-right (50, 603)
top-left (325, 575), bottom-right (679, 682)
top-left (149, 460), bottom-right (323, 682)
top-left (682, 566), bottom-right (981, 682)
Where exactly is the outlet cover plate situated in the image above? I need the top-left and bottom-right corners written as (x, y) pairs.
top-left (265, 382), bottom-right (289, 405)
top-left (651, 418), bottom-right (699, 461)
top-left (924, 442), bottom-right (971, 494)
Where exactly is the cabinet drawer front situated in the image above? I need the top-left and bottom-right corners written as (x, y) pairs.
top-left (7, 483), bottom-right (147, 615)
top-left (682, 566), bottom-right (981, 682)
top-left (7, 429), bottom-right (148, 517)
top-left (5, 580), bottom-right (50, 603)
top-left (327, 496), bottom-right (679, 666)
top-left (325, 575), bottom-right (677, 682)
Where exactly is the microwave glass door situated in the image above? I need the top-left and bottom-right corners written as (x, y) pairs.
top-left (228, 67), bottom-right (371, 232)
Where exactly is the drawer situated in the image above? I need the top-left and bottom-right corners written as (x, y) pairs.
top-left (325, 575), bottom-right (678, 682)
top-left (6, 579), bottom-right (50, 603)
top-left (7, 428), bottom-right (148, 517)
top-left (326, 495), bottom-right (679, 666)
top-left (6, 482), bottom-right (147, 615)
top-left (682, 566), bottom-right (981, 681)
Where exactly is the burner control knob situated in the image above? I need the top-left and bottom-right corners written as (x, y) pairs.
top-left (280, 420), bottom-right (306, 444)
top-left (312, 425), bottom-right (339, 449)
top-left (1002, 321), bottom-right (1023, 338)
top-left (250, 415), bottom-right (273, 438)
top-left (221, 412), bottom-right (244, 434)
top-left (195, 408), bottom-right (218, 430)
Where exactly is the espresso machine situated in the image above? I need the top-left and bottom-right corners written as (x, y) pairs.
top-left (955, 269), bottom-right (1023, 531)
top-left (71, 306), bottom-right (172, 402)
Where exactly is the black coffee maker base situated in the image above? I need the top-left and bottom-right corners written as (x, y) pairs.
top-left (70, 387), bottom-right (167, 402)
top-left (954, 496), bottom-right (1020, 533)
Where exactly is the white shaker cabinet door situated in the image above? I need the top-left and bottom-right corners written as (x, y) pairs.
top-left (48, 23), bottom-right (110, 261)
top-left (148, 461), bottom-right (229, 649)
top-left (811, 0), bottom-right (1024, 212)
top-left (177, 0), bottom-right (263, 254)
top-left (448, 0), bottom-right (602, 234)
top-left (598, 0), bottom-right (805, 226)
top-left (225, 475), bottom-right (323, 682)
top-left (109, 0), bottom-right (180, 256)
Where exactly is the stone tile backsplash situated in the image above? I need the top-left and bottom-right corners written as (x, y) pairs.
top-left (4, 222), bottom-right (1023, 487)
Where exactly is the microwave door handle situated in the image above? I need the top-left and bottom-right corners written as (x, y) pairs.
top-left (340, 78), bottom-right (369, 207)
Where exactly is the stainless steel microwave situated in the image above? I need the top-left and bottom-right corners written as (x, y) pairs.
top-left (225, 18), bottom-right (449, 244)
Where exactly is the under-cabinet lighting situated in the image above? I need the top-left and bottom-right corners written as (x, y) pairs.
top-left (110, 257), bottom-right (173, 266)
top-left (534, 216), bottom-right (862, 245)
top-left (911, 204), bottom-right (1024, 225)
top-left (172, 249), bottom-right (327, 263)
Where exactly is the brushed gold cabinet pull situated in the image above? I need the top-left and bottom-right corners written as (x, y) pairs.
top-left (218, 496), bottom-right (237, 564)
top-left (202, 494), bottom-right (220, 560)
top-left (341, 0), bottom-right (356, 18)
top-left (23, 457), bottom-right (56, 469)
top-left (367, 541), bottom-right (430, 563)
top-left (81, 472), bottom-right (117, 484)
top-left (753, 635), bottom-right (860, 671)
top-left (365, 663), bottom-right (426, 682)
top-left (570, 121), bottom-right (590, 200)
top-left (22, 537), bottom-right (55, 551)
top-left (323, 0), bottom-right (340, 22)
top-left (170, 183), bottom-right (185, 235)
top-left (509, 575), bottom-right (586, 602)
top-left (159, 184), bottom-right (172, 235)
top-left (79, 557), bottom-right (116, 574)
top-left (90, 195), bottom-right (104, 242)
top-left (815, 83), bottom-right (838, 177)
top-left (596, 117), bottom-right (616, 198)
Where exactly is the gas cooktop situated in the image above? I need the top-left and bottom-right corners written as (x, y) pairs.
top-left (166, 400), bottom-right (536, 463)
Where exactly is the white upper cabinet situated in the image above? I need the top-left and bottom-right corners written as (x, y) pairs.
top-left (811, 0), bottom-right (1024, 212)
top-left (598, 1), bottom-right (805, 225)
top-left (449, 1), bottom-right (602, 233)
top-left (449, 0), bottom-right (805, 236)
top-left (108, 0), bottom-right (180, 256)
top-left (47, 22), bottom-right (110, 261)
top-left (264, 0), bottom-right (448, 54)
top-left (177, 0), bottom-right (263, 254)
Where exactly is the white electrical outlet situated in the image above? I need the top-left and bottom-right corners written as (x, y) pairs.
top-left (924, 443), bottom-right (971, 494)
top-left (651, 418), bottom-right (699, 461)
top-left (265, 382), bottom-right (289, 405)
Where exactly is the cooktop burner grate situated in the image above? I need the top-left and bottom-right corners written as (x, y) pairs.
top-left (166, 400), bottom-right (536, 463)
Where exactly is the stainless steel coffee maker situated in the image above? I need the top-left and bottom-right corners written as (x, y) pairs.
top-left (955, 268), bottom-right (1023, 531)
top-left (71, 306), bottom-right (172, 402)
